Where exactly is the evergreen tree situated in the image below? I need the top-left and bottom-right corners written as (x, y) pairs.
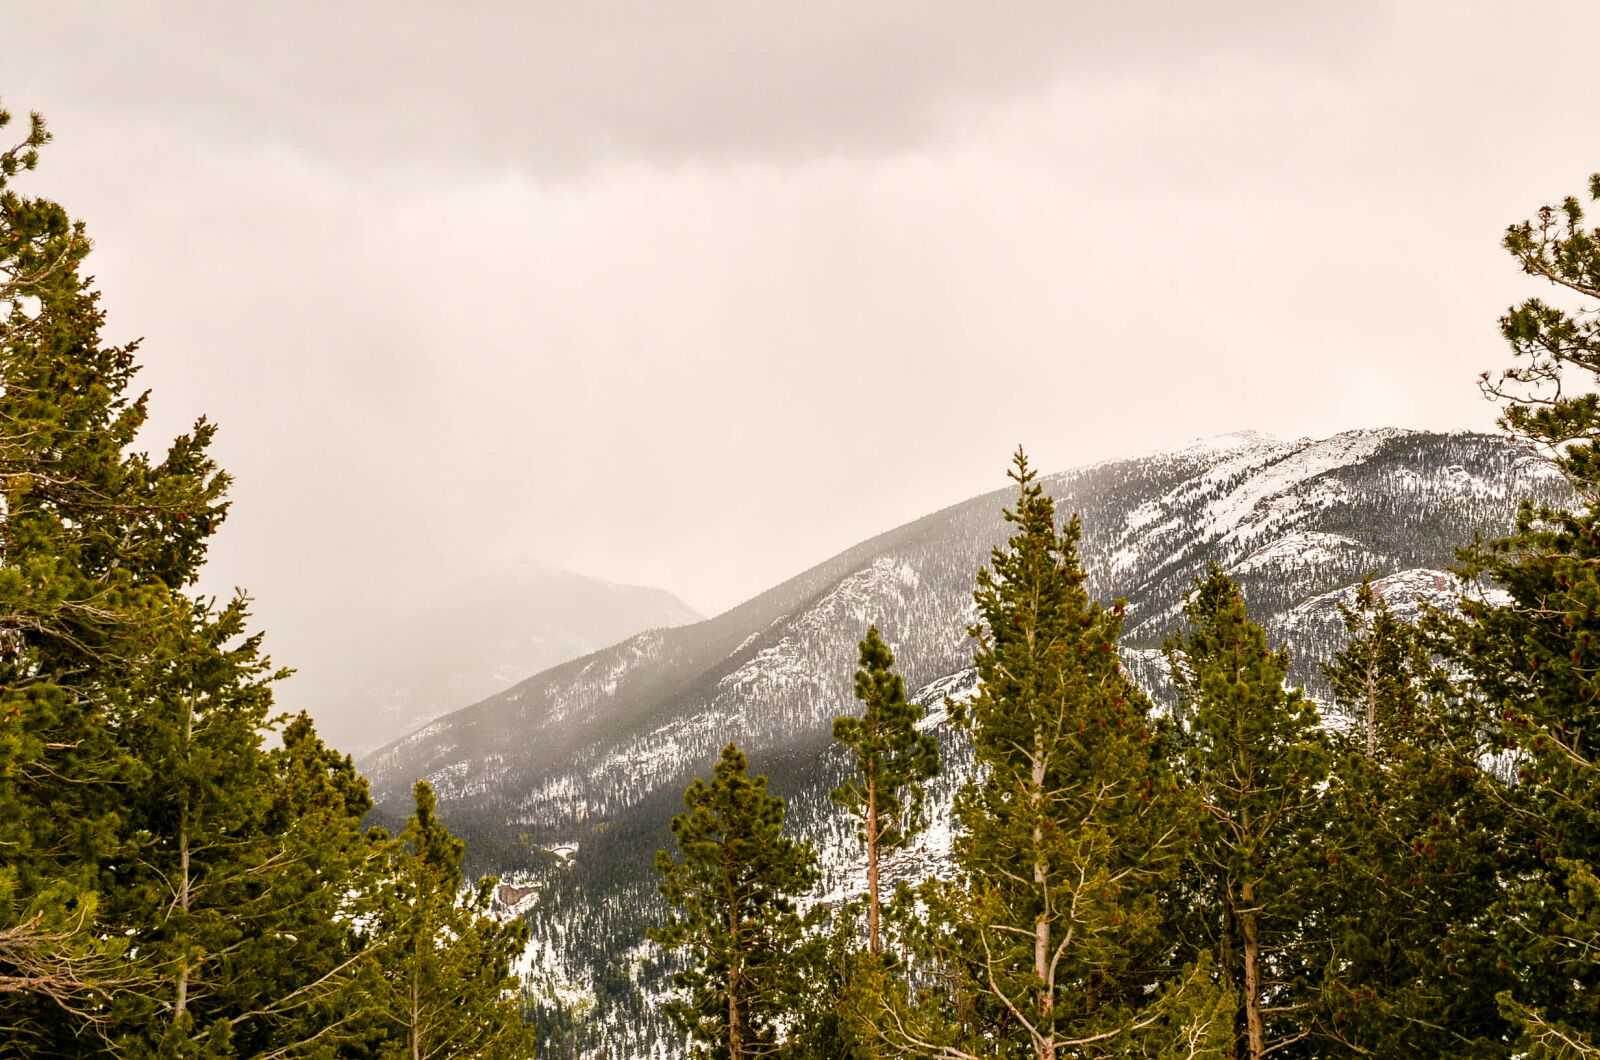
top-left (1310, 584), bottom-right (1512, 1058)
top-left (101, 593), bottom-right (393, 1060)
top-left (362, 781), bottom-right (536, 1060)
top-left (1325, 579), bottom-right (1427, 757)
top-left (1444, 501), bottom-right (1600, 1057)
top-left (650, 743), bottom-right (818, 1060)
top-left (832, 626), bottom-right (939, 958)
top-left (1164, 566), bottom-right (1329, 1060)
top-left (0, 105), bottom-right (534, 1058)
top-left (891, 452), bottom-right (1221, 1060)
top-left (1481, 172), bottom-right (1600, 496)
top-left (782, 903), bottom-right (876, 1060)
top-left (1446, 171), bottom-right (1600, 1057)
top-left (104, 594), bottom-right (282, 1058)
top-left (0, 102), bottom-right (228, 1052)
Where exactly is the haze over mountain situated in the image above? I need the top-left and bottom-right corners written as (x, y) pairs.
top-left (295, 560), bottom-right (701, 756)
top-left (358, 428), bottom-right (1567, 1057)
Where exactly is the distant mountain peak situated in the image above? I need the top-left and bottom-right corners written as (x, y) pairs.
top-left (292, 561), bottom-right (701, 755)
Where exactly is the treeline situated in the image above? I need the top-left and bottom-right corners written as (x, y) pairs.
top-left (647, 174), bottom-right (1600, 1059)
top-left (0, 109), bottom-right (534, 1057)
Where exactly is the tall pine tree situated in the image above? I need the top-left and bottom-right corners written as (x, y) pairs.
top-left (651, 743), bottom-right (818, 1060)
top-left (1164, 566), bottom-right (1329, 1060)
top-left (361, 781), bottom-right (537, 1060)
top-left (890, 452), bottom-right (1223, 1060)
top-left (1311, 583), bottom-right (1511, 1058)
top-left (832, 625), bottom-right (939, 958)
top-left (0, 102), bottom-right (228, 1052)
top-left (0, 105), bottom-right (536, 1058)
top-left (1446, 170), bottom-right (1600, 1057)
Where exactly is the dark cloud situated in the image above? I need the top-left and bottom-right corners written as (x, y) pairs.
top-left (10, 1), bottom-right (1374, 173)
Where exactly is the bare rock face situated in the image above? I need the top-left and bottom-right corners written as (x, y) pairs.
top-left (359, 428), bottom-right (1569, 1057)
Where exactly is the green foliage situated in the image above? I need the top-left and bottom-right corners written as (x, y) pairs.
top-left (781, 903), bottom-right (878, 1060)
top-left (1164, 565), bottom-right (1330, 1060)
top-left (1443, 498), bottom-right (1600, 1056)
top-left (103, 596), bottom-right (324, 1058)
top-left (832, 626), bottom-right (939, 956)
top-left (0, 106), bottom-right (536, 1059)
top-left (1483, 172), bottom-right (1600, 495)
top-left (0, 102), bottom-right (230, 1052)
top-left (362, 781), bottom-right (538, 1060)
top-left (1439, 172), bottom-right (1600, 1057)
top-left (1325, 577), bottom-right (1429, 754)
top-left (650, 743), bottom-right (818, 1060)
top-left (1312, 584), bottom-right (1512, 1057)
top-left (892, 451), bottom-right (1206, 1060)
top-left (1496, 859), bottom-right (1600, 1058)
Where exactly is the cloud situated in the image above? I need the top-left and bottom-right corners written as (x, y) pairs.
top-left (8, 1), bottom-right (1375, 174)
top-left (3, 0), bottom-right (1596, 740)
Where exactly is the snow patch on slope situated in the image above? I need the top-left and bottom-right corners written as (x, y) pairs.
top-left (1229, 531), bottom-right (1374, 575)
top-left (1211, 429), bottom-right (1406, 546)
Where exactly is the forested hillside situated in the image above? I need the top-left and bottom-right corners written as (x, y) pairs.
top-left (362, 426), bottom-right (1569, 1056)
top-left (12, 77), bottom-right (1600, 1060)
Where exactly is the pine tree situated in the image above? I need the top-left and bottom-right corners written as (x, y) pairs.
top-left (782, 903), bottom-right (876, 1060)
top-left (650, 742), bottom-right (819, 1060)
top-left (104, 594), bottom-right (283, 1057)
top-left (1326, 579), bottom-right (1427, 757)
top-left (363, 781), bottom-right (537, 1060)
top-left (1446, 171), bottom-right (1600, 1057)
top-left (0, 102), bottom-right (228, 1051)
top-left (0, 105), bottom-right (533, 1058)
top-left (1481, 172), bottom-right (1600, 496)
top-left (1310, 584), bottom-right (1512, 1058)
top-left (98, 596), bottom-right (401, 1059)
top-left (1164, 565), bottom-right (1329, 1060)
top-left (1443, 503), bottom-right (1600, 1057)
top-left (891, 451), bottom-right (1222, 1060)
top-left (832, 626), bottom-right (939, 958)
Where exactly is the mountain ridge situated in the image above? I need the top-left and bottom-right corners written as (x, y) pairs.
top-left (357, 427), bottom-right (1568, 1057)
top-left (301, 562), bottom-right (702, 755)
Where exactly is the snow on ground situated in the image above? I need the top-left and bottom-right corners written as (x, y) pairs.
top-left (1229, 531), bottom-right (1374, 575)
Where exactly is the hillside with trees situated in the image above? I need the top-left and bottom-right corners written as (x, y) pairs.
top-left (9, 94), bottom-right (1600, 1060)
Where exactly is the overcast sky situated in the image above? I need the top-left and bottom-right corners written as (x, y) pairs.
top-left (5, 2), bottom-right (1599, 713)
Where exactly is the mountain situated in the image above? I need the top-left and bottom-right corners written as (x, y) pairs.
top-left (297, 559), bottom-right (702, 755)
top-left (358, 428), bottom-right (1569, 1057)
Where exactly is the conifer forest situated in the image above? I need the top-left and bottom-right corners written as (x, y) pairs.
top-left (7, 52), bottom-right (1600, 1060)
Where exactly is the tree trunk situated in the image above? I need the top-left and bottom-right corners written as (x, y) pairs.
top-left (727, 856), bottom-right (743, 1060)
top-left (1033, 735), bottom-right (1053, 1060)
top-left (867, 774), bottom-right (881, 957)
top-left (175, 692), bottom-right (194, 1024)
top-left (1037, 901), bottom-right (1054, 1060)
top-left (175, 801), bottom-right (189, 1022)
top-left (1365, 654), bottom-right (1379, 757)
top-left (1222, 887), bottom-right (1242, 1060)
top-left (411, 968), bottom-right (422, 1060)
top-left (1241, 881), bottom-right (1265, 1060)
top-left (728, 966), bottom-right (742, 1060)
top-left (410, 920), bottom-right (423, 1060)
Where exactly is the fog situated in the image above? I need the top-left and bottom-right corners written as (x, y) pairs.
top-left (4, 2), bottom-right (1597, 728)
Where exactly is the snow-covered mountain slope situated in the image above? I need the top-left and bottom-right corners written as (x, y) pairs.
top-left (358, 429), bottom-right (1568, 1057)
top-left (296, 559), bottom-right (701, 755)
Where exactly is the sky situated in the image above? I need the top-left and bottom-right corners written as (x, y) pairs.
top-left (5, 2), bottom-right (1600, 718)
